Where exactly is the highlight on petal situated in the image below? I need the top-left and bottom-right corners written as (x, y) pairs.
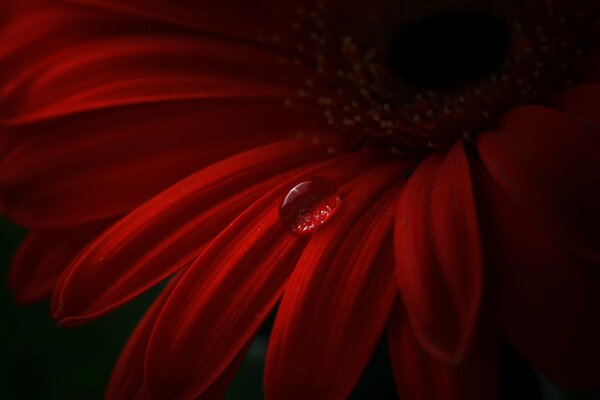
top-left (265, 163), bottom-right (408, 399)
top-left (144, 152), bottom-right (384, 399)
top-left (52, 137), bottom-right (346, 325)
top-left (8, 218), bottom-right (115, 303)
top-left (394, 141), bottom-right (483, 363)
top-left (475, 162), bottom-right (600, 389)
top-left (478, 105), bottom-right (600, 262)
top-left (388, 303), bottom-right (500, 400)
top-left (1, 99), bottom-right (325, 227)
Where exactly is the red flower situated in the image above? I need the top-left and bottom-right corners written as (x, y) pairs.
top-left (2, 0), bottom-right (600, 399)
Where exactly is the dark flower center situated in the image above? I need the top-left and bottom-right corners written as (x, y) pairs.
top-left (388, 10), bottom-right (509, 88)
top-left (282, 1), bottom-right (594, 157)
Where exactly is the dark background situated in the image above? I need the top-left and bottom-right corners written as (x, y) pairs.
top-left (1, 217), bottom-right (598, 399)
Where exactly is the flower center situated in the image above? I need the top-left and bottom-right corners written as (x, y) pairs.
top-left (387, 10), bottom-right (509, 88)
top-left (280, 1), bottom-right (594, 157)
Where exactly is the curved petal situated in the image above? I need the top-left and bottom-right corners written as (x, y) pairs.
top-left (8, 218), bottom-right (115, 303)
top-left (2, 34), bottom-right (296, 124)
top-left (394, 141), bottom-right (483, 363)
top-left (265, 173), bottom-right (407, 399)
top-left (474, 163), bottom-right (600, 389)
top-left (144, 153), bottom-right (385, 399)
top-left (387, 303), bottom-right (500, 400)
top-left (107, 273), bottom-right (248, 399)
top-left (478, 105), bottom-right (600, 262)
top-left (52, 137), bottom-right (345, 325)
top-left (1, 100), bottom-right (325, 227)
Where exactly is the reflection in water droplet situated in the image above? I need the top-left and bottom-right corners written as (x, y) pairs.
top-left (279, 176), bottom-right (341, 234)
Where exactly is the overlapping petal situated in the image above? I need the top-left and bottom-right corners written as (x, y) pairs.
top-left (1, 99), bottom-right (325, 227)
top-left (265, 165), bottom-right (407, 399)
top-left (106, 273), bottom-right (248, 399)
top-left (52, 137), bottom-right (345, 325)
top-left (478, 105), bottom-right (600, 262)
top-left (475, 163), bottom-right (600, 388)
top-left (9, 218), bottom-right (115, 303)
top-left (388, 304), bottom-right (500, 400)
top-left (394, 141), bottom-right (483, 362)
top-left (144, 153), bottom-right (384, 399)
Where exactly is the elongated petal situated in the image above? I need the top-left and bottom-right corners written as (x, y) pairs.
top-left (478, 105), bottom-right (600, 262)
top-left (265, 168), bottom-right (407, 399)
top-left (107, 273), bottom-right (248, 399)
top-left (9, 218), bottom-right (115, 303)
top-left (145, 153), bottom-right (383, 399)
top-left (53, 137), bottom-right (344, 325)
top-left (1, 100), bottom-right (325, 227)
top-left (394, 141), bottom-right (482, 362)
top-left (2, 34), bottom-right (295, 124)
top-left (388, 304), bottom-right (500, 400)
top-left (475, 163), bottom-right (600, 388)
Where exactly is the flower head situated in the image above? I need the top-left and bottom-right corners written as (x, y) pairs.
top-left (2, 0), bottom-right (600, 398)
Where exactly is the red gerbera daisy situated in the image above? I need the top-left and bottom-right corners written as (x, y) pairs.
top-left (2, 0), bottom-right (600, 399)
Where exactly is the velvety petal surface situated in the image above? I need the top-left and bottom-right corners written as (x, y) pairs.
top-left (106, 273), bottom-right (248, 400)
top-left (475, 163), bottom-right (600, 388)
top-left (478, 105), bottom-right (600, 262)
top-left (265, 163), bottom-right (407, 400)
top-left (1, 100), bottom-right (324, 227)
top-left (9, 218), bottom-right (115, 303)
top-left (145, 153), bottom-right (383, 399)
top-left (388, 304), bottom-right (500, 400)
top-left (394, 141), bottom-right (483, 363)
top-left (53, 137), bottom-right (344, 325)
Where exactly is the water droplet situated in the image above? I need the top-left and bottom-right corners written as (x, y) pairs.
top-left (279, 176), bottom-right (341, 234)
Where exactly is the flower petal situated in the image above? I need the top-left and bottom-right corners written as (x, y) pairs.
top-left (475, 163), bottom-right (600, 389)
top-left (2, 34), bottom-right (296, 124)
top-left (1, 100), bottom-right (324, 227)
top-left (107, 273), bottom-right (248, 400)
top-left (8, 218), bottom-right (115, 303)
top-left (394, 141), bottom-right (483, 362)
top-left (550, 83), bottom-right (600, 126)
top-left (387, 303), bottom-right (500, 400)
top-left (265, 167), bottom-right (407, 399)
top-left (478, 105), bottom-right (600, 262)
top-left (145, 153), bottom-right (383, 399)
top-left (65, 0), bottom-right (292, 39)
top-left (52, 137), bottom-right (344, 325)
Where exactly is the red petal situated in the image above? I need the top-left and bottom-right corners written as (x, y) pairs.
top-left (265, 164), bottom-right (407, 399)
top-left (0, 100), bottom-right (325, 227)
top-left (475, 163), bottom-right (600, 389)
top-left (144, 153), bottom-right (383, 399)
top-left (107, 273), bottom-right (248, 399)
top-left (478, 105), bottom-right (600, 262)
top-left (550, 83), bottom-right (600, 126)
top-left (65, 0), bottom-right (293, 39)
top-left (3, 34), bottom-right (296, 124)
top-left (8, 218), bottom-right (115, 303)
top-left (394, 141), bottom-right (483, 362)
top-left (388, 303), bottom-right (500, 400)
top-left (52, 137), bottom-right (344, 325)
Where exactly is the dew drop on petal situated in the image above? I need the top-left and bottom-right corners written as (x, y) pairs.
top-left (279, 176), bottom-right (341, 234)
